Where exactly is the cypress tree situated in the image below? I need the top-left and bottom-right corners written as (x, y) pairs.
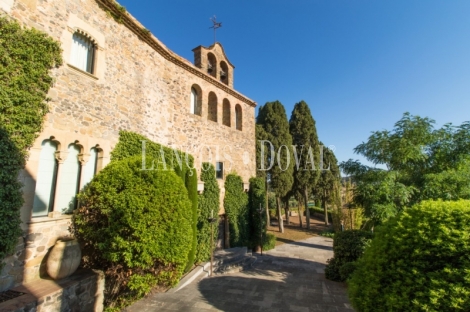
top-left (255, 123), bottom-right (270, 227)
top-left (316, 143), bottom-right (342, 225)
top-left (257, 101), bottom-right (294, 233)
top-left (289, 101), bottom-right (321, 229)
top-left (196, 163), bottom-right (220, 262)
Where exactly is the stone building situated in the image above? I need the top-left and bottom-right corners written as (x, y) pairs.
top-left (0, 0), bottom-right (256, 295)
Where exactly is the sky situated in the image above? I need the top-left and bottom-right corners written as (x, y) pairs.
top-left (117, 0), bottom-right (470, 168)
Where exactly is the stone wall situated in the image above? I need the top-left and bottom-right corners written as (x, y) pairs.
top-left (0, 269), bottom-right (104, 312)
top-left (1, 0), bottom-right (257, 292)
top-left (0, 217), bottom-right (72, 292)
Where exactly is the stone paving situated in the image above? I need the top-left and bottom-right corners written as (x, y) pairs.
top-left (126, 236), bottom-right (354, 312)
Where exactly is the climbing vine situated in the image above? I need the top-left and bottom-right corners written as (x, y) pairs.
top-left (0, 17), bottom-right (63, 269)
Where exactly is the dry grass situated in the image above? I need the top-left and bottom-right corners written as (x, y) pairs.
top-left (268, 212), bottom-right (333, 246)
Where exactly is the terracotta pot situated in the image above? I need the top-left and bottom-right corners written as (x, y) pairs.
top-left (46, 238), bottom-right (81, 280)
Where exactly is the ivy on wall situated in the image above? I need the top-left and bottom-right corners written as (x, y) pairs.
top-left (0, 17), bottom-right (62, 270)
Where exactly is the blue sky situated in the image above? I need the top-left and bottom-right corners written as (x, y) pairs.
top-left (117, 0), bottom-right (470, 167)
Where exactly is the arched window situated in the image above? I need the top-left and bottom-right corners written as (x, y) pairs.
top-left (190, 85), bottom-right (202, 116)
top-left (32, 140), bottom-right (59, 217)
top-left (56, 143), bottom-right (81, 214)
top-left (235, 104), bottom-right (243, 131)
top-left (220, 61), bottom-right (229, 85)
top-left (71, 31), bottom-right (96, 74)
top-left (223, 99), bottom-right (231, 127)
top-left (207, 53), bottom-right (217, 78)
top-left (208, 92), bottom-right (218, 122)
top-left (81, 147), bottom-right (99, 188)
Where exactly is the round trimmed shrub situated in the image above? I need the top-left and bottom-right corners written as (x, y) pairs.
top-left (72, 156), bottom-right (192, 308)
top-left (348, 200), bottom-right (470, 312)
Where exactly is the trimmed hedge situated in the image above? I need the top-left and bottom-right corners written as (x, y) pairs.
top-left (262, 233), bottom-right (276, 251)
top-left (0, 17), bottom-right (62, 269)
top-left (72, 156), bottom-right (192, 308)
top-left (348, 200), bottom-right (470, 312)
top-left (184, 168), bottom-right (198, 272)
top-left (195, 163), bottom-right (220, 263)
top-left (224, 173), bottom-right (249, 247)
top-left (248, 177), bottom-right (266, 249)
top-left (325, 230), bottom-right (373, 282)
top-left (110, 131), bottom-right (198, 271)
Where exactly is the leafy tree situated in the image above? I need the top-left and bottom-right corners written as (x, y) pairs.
top-left (259, 102), bottom-right (295, 232)
top-left (257, 101), bottom-right (294, 233)
top-left (341, 112), bottom-right (470, 226)
top-left (289, 101), bottom-right (321, 229)
top-left (315, 144), bottom-right (342, 225)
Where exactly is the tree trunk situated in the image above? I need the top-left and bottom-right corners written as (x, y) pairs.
top-left (323, 190), bottom-right (329, 225)
top-left (265, 176), bottom-right (270, 229)
top-left (276, 196), bottom-right (284, 233)
top-left (303, 188), bottom-right (310, 230)
top-left (297, 199), bottom-right (303, 228)
top-left (284, 199), bottom-right (290, 225)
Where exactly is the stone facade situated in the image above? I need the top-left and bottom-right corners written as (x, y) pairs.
top-left (0, 269), bottom-right (104, 312)
top-left (1, 0), bottom-right (256, 293)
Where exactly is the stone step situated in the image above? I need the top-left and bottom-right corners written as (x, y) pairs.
top-left (213, 247), bottom-right (256, 275)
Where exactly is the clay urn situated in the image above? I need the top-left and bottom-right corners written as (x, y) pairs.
top-left (46, 238), bottom-right (81, 280)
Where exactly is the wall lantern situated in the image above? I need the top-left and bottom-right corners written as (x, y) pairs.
top-left (197, 181), bottom-right (205, 194)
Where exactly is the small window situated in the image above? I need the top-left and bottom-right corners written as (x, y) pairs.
top-left (235, 104), bottom-right (242, 131)
top-left (190, 85), bottom-right (202, 116)
top-left (208, 92), bottom-right (218, 122)
top-left (216, 162), bottom-right (224, 179)
top-left (222, 99), bottom-right (231, 127)
top-left (71, 32), bottom-right (96, 74)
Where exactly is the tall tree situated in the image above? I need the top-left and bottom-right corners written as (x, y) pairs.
top-left (315, 144), bottom-right (342, 225)
top-left (289, 101), bottom-right (321, 229)
top-left (255, 123), bottom-right (270, 227)
top-left (341, 113), bottom-right (470, 227)
top-left (257, 101), bottom-right (294, 233)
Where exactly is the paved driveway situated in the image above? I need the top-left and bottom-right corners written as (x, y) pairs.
top-left (127, 236), bottom-right (354, 312)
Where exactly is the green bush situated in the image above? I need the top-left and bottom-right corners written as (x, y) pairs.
top-left (72, 156), bottom-right (192, 309)
top-left (248, 177), bottom-right (266, 249)
top-left (262, 233), bottom-right (276, 251)
top-left (309, 206), bottom-right (332, 222)
top-left (184, 168), bottom-right (198, 272)
top-left (348, 200), bottom-right (470, 312)
top-left (0, 17), bottom-right (62, 268)
top-left (195, 163), bottom-right (220, 263)
top-left (325, 230), bottom-right (373, 282)
top-left (224, 173), bottom-right (249, 247)
top-left (110, 130), bottom-right (198, 272)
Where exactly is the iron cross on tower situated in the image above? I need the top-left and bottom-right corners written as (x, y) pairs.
top-left (209, 15), bottom-right (222, 43)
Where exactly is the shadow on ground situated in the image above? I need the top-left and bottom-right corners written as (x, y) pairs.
top-left (196, 255), bottom-right (352, 312)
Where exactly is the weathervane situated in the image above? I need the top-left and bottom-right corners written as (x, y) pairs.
top-left (209, 15), bottom-right (222, 44)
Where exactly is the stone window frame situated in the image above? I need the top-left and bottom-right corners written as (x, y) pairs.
top-left (31, 137), bottom-right (104, 219)
top-left (190, 84), bottom-right (203, 116)
top-left (62, 15), bottom-right (106, 81)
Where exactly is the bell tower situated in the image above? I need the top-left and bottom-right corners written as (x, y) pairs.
top-left (193, 42), bottom-right (235, 89)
